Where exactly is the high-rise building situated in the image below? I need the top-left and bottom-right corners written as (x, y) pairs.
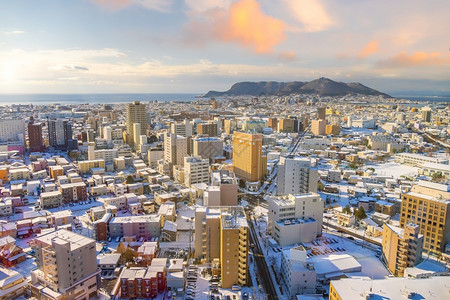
top-left (126, 101), bottom-right (147, 142)
top-left (399, 181), bottom-right (450, 254)
top-left (278, 118), bottom-right (295, 133)
top-left (184, 156), bottom-right (210, 187)
top-left (232, 132), bottom-right (266, 182)
top-left (133, 123), bottom-right (141, 148)
top-left (422, 106), bottom-right (432, 122)
top-left (317, 105), bottom-right (326, 120)
top-left (311, 119), bottom-right (326, 136)
top-left (224, 119), bottom-right (238, 135)
top-left (48, 119), bottom-right (75, 150)
top-left (325, 124), bottom-right (340, 136)
top-left (164, 133), bottom-right (188, 167)
top-left (171, 120), bottom-right (193, 137)
top-left (28, 117), bottom-right (45, 152)
top-left (30, 229), bottom-right (100, 299)
top-left (197, 122), bottom-right (218, 137)
top-left (0, 119), bottom-right (25, 154)
top-left (382, 223), bottom-right (423, 276)
top-left (220, 208), bottom-right (249, 288)
top-left (268, 117), bottom-right (278, 131)
top-left (277, 156), bottom-right (318, 195)
top-left (194, 207), bottom-right (221, 262)
top-left (192, 137), bottom-right (223, 162)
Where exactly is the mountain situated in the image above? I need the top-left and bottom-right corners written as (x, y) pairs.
top-left (204, 78), bottom-right (391, 98)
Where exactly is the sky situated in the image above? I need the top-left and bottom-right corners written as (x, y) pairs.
top-left (0, 0), bottom-right (449, 95)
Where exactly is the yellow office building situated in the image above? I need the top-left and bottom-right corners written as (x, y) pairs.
top-left (232, 132), bottom-right (266, 182)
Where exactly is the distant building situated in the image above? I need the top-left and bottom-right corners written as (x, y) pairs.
top-left (48, 119), bottom-right (76, 150)
top-left (164, 133), bottom-right (188, 167)
top-left (232, 132), bottom-right (266, 182)
top-left (28, 117), bottom-right (45, 152)
top-left (126, 101), bottom-right (147, 146)
top-left (311, 119), bottom-right (326, 136)
top-left (171, 120), bottom-right (193, 137)
top-left (184, 156), bottom-right (209, 187)
top-left (192, 137), bottom-right (223, 162)
top-left (422, 106), bottom-right (432, 122)
top-left (197, 122), bottom-right (218, 137)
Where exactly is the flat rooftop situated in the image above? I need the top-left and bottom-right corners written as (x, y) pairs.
top-left (330, 276), bottom-right (450, 299)
top-left (36, 229), bottom-right (94, 250)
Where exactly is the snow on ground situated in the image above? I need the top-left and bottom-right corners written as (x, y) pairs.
top-left (370, 161), bottom-right (419, 178)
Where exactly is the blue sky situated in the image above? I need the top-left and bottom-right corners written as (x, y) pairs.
top-left (0, 0), bottom-right (449, 94)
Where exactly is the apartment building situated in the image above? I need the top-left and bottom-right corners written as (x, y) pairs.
top-left (59, 182), bottom-right (87, 203)
top-left (8, 168), bottom-right (30, 181)
top-left (78, 159), bottom-right (105, 174)
top-left (224, 119), bottom-right (238, 135)
top-left (39, 191), bottom-right (63, 209)
top-left (119, 259), bottom-right (167, 299)
top-left (311, 119), bottom-right (326, 136)
top-left (148, 147), bottom-right (164, 168)
top-left (87, 145), bottom-right (118, 162)
top-left (399, 181), bottom-right (450, 254)
top-left (184, 156), bottom-right (209, 187)
top-left (30, 230), bottom-right (100, 300)
top-left (268, 193), bottom-right (323, 245)
top-left (171, 120), bottom-right (193, 137)
top-left (164, 133), bottom-right (188, 167)
top-left (220, 208), bottom-right (249, 288)
top-left (28, 117), bottom-right (45, 152)
top-left (197, 122), bottom-right (218, 137)
top-left (277, 156), bottom-right (318, 195)
top-left (194, 207), bottom-right (221, 262)
top-left (232, 132), bottom-right (266, 182)
top-left (192, 137), bottom-right (223, 161)
top-left (241, 119), bottom-right (267, 133)
top-left (382, 223), bottom-right (423, 276)
top-left (108, 215), bottom-right (161, 239)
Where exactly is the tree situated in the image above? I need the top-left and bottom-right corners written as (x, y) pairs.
top-left (317, 180), bottom-right (324, 192)
top-left (343, 205), bottom-right (352, 215)
top-left (126, 175), bottom-right (135, 184)
top-left (121, 247), bottom-right (136, 264)
top-left (355, 206), bottom-right (367, 220)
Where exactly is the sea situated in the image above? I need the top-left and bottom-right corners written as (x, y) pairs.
top-left (0, 93), bottom-right (200, 105)
top-left (0, 93), bottom-right (448, 106)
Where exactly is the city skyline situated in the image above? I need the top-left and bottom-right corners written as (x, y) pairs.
top-left (1, 0), bottom-right (449, 94)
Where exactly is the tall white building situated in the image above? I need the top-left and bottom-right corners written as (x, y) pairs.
top-left (164, 133), bottom-right (188, 166)
top-left (277, 155), bottom-right (318, 195)
top-left (0, 119), bottom-right (25, 143)
top-left (184, 156), bottom-right (209, 187)
top-left (268, 193), bottom-right (323, 245)
top-left (171, 120), bottom-right (193, 137)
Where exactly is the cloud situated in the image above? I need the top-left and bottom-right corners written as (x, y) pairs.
top-left (278, 51), bottom-right (296, 61)
top-left (53, 65), bottom-right (89, 72)
top-left (184, 0), bottom-right (286, 54)
top-left (1, 30), bottom-right (25, 35)
top-left (184, 0), bottom-right (231, 12)
top-left (92, 0), bottom-right (173, 12)
top-left (284, 0), bottom-right (333, 32)
top-left (376, 52), bottom-right (450, 68)
top-left (359, 41), bottom-right (379, 59)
